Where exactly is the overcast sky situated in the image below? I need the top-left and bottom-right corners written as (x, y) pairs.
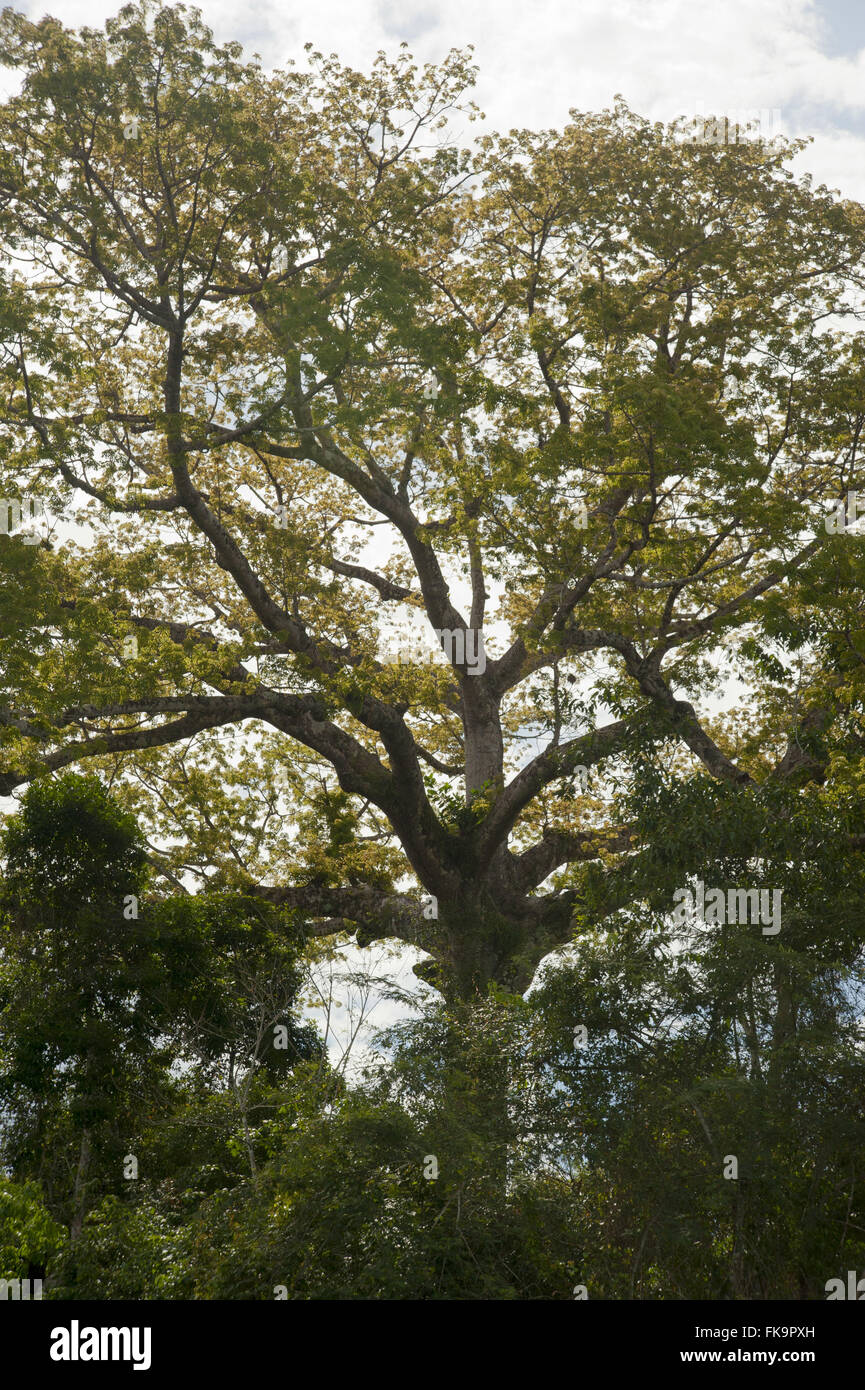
top-left (8, 0), bottom-right (865, 200)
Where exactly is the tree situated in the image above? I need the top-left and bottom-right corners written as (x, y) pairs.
top-left (0, 772), bottom-right (323, 1272)
top-left (145, 889), bottom-right (325, 1184)
top-left (0, 772), bottom-right (158, 1241)
top-left (1, 0), bottom-right (865, 1014)
top-left (0, 1177), bottom-right (66, 1287)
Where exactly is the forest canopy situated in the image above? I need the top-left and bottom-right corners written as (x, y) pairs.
top-left (0, 0), bottom-right (864, 1301)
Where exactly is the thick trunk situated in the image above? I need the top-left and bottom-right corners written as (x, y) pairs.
top-left (437, 893), bottom-right (532, 1002)
top-left (416, 847), bottom-right (573, 1003)
top-left (462, 683), bottom-right (504, 805)
top-left (438, 1000), bottom-right (514, 1196)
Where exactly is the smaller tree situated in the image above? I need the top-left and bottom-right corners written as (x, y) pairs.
top-left (0, 772), bottom-right (325, 1264)
top-left (0, 773), bottom-right (161, 1241)
top-left (145, 891), bottom-right (324, 1185)
top-left (0, 1176), bottom-right (66, 1287)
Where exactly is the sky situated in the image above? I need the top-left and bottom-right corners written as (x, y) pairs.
top-left (5, 0), bottom-right (865, 1065)
top-left (7, 0), bottom-right (865, 201)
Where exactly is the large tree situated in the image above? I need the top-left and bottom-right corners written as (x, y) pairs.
top-left (2, 1), bottom-right (865, 1003)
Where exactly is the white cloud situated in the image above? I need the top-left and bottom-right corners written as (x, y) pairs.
top-left (9, 0), bottom-right (865, 198)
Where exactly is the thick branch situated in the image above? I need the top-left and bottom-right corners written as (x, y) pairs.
top-left (514, 824), bottom-right (636, 890)
top-left (247, 882), bottom-right (432, 950)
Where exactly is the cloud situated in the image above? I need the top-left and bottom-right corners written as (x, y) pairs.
top-left (9, 0), bottom-right (865, 199)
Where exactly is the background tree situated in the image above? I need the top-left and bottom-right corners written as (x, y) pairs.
top-left (0, 772), bottom-right (324, 1294)
top-left (0, 1176), bottom-right (66, 1289)
top-left (0, 772), bottom-right (157, 1243)
top-left (2, 774), bottom-right (862, 1301)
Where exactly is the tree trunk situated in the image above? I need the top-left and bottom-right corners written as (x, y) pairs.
top-left (438, 999), bottom-right (514, 1196)
top-left (437, 899), bottom-right (521, 1001)
top-left (70, 1129), bottom-right (91, 1244)
top-left (768, 961), bottom-right (796, 1089)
